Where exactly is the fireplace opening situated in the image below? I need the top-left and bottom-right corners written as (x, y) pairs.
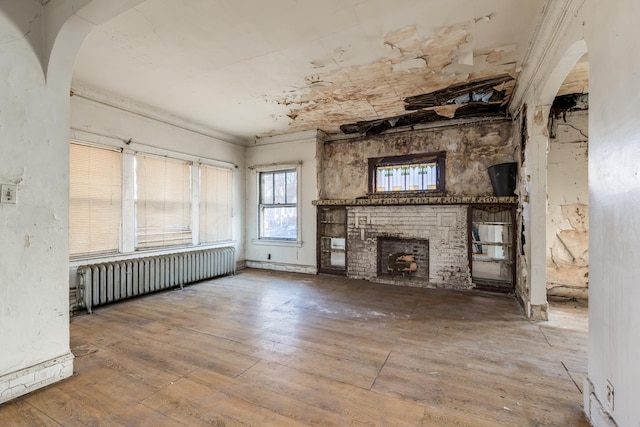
top-left (377, 237), bottom-right (429, 279)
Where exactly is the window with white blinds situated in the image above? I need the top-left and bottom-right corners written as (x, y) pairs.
top-left (135, 155), bottom-right (192, 248)
top-left (69, 143), bottom-right (122, 256)
top-left (200, 165), bottom-right (232, 243)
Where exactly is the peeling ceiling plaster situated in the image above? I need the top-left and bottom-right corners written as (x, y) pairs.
top-left (72, 0), bottom-right (545, 141)
top-left (557, 54), bottom-right (589, 96)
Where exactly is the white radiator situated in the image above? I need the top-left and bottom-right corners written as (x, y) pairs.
top-left (76, 246), bottom-right (235, 313)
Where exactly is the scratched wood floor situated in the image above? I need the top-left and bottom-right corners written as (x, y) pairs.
top-left (0, 269), bottom-right (589, 426)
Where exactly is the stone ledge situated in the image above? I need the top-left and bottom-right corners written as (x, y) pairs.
top-left (313, 196), bottom-right (518, 206)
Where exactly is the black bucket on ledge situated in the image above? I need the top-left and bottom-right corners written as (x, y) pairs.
top-left (488, 162), bottom-right (517, 197)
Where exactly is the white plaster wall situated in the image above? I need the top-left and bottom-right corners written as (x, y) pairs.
top-left (68, 95), bottom-right (246, 294)
top-left (0, 3), bottom-right (71, 378)
top-left (245, 131), bottom-right (318, 272)
top-left (546, 110), bottom-right (589, 299)
top-left (515, 0), bottom-right (640, 424)
top-left (586, 1), bottom-right (640, 424)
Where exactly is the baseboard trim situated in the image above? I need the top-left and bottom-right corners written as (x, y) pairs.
top-left (246, 261), bottom-right (317, 275)
top-left (528, 302), bottom-right (549, 320)
top-left (517, 293), bottom-right (549, 320)
top-left (0, 352), bottom-right (74, 404)
top-left (584, 377), bottom-right (618, 426)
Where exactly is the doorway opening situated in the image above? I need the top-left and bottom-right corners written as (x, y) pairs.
top-left (546, 53), bottom-right (590, 305)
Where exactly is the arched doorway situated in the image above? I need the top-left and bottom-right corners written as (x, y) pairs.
top-left (546, 54), bottom-right (590, 303)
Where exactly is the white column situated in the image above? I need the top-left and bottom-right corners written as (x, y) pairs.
top-left (191, 163), bottom-right (200, 246)
top-left (527, 106), bottom-right (550, 318)
top-left (121, 150), bottom-right (136, 252)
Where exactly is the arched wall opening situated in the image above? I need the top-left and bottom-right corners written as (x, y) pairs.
top-left (530, 39), bottom-right (589, 313)
top-left (0, 0), bottom-right (142, 404)
top-left (545, 53), bottom-right (589, 304)
top-left (515, 38), bottom-right (588, 321)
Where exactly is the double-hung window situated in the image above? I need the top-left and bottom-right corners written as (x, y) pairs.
top-left (69, 143), bottom-right (122, 256)
top-left (200, 164), bottom-right (233, 243)
top-left (135, 155), bottom-right (192, 249)
top-left (259, 169), bottom-right (297, 240)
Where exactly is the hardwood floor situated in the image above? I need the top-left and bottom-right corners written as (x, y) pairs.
top-left (0, 269), bottom-right (589, 426)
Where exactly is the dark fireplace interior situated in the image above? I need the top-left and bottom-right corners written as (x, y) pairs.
top-left (377, 237), bottom-right (429, 279)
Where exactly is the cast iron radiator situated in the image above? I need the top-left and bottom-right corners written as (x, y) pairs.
top-left (76, 246), bottom-right (236, 313)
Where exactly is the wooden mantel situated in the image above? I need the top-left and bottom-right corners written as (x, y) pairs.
top-left (312, 196), bottom-right (518, 207)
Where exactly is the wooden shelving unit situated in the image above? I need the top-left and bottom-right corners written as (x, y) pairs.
top-left (317, 206), bottom-right (347, 275)
top-left (469, 205), bottom-right (516, 292)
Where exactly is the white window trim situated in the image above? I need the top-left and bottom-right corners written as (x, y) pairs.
top-left (69, 141), bottom-right (123, 259)
top-left (69, 133), bottom-right (236, 261)
top-left (198, 162), bottom-right (235, 245)
top-left (252, 163), bottom-right (302, 246)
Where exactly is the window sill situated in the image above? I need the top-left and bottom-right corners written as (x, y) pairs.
top-left (69, 242), bottom-right (237, 266)
top-left (251, 238), bottom-right (303, 248)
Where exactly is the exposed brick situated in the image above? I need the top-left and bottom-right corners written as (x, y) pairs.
top-left (346, 206), bottom-right (472, 289)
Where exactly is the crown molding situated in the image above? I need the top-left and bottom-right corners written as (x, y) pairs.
top-left (70, 84), bottom-right (250, 147)
top-left (253, 129), bottom-right (322, 146)
top-left (509, 0), bottom-right (587, 115)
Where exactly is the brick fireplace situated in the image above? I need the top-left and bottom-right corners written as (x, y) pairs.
top-left (347, 205), bottom-right (471, 289)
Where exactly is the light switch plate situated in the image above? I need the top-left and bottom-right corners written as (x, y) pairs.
top-left (1, 184), bottom-right (17, 204)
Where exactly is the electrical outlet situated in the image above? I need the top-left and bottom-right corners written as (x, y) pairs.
top-left (606, 380), bottom-right (614, 410)
top-left (0, 184), bottom-right (17, 204)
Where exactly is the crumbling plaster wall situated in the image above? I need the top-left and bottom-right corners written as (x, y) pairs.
top-left (546, 110), bottom-right (589, 299)
top-left (320, 120), bottom-right (515, 200)
top-left (513, 109), bottom-right (529, 306)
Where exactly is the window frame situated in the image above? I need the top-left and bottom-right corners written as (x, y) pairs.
top-left (368, 151), bottom-right (446, 195)
top-left (134, 154), bottom-right (193, 250)
top-left (256, 164), bottom-right (301, 243)
top-left (69, 142), bottom-right (123, 258)
top-left (199, 163), bottom-right (233, 245)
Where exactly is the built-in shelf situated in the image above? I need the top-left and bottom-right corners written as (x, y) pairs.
top-left (313, 196), bottom-right (517, 207)
top-left (472, 257), bottom-right (513, 264)
top-left (470, 205), bottom-right (516, 292)
top-left (474, 241), bottom-right (513, 247)
top-left (317, 206), bottom-right (347, 275)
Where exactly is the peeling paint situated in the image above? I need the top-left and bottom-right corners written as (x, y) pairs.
top-left (268, 21), bottom-right (521, 135)
top-left (320, 120), bottom-right (514, 200)
top-left (434, 105), bottom-right (459, 118)
top-left (546, 110), bottom-right (589, 299)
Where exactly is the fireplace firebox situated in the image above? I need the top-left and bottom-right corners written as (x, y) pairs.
top-left (377, 237), bottom-right (429, 279)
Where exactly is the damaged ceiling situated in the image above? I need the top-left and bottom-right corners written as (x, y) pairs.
top-left (72, 0), bottom-right (546, 142)
top-left (557, 54), bottom-right (589, 97)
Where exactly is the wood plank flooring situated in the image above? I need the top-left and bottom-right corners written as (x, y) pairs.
top-left (0, 269), bottom-right (589, 426)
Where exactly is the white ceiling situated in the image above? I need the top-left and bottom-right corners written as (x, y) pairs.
top-left (72, 0), bottom-right (546, 141)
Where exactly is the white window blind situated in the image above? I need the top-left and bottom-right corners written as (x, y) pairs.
top-left (69, 143), bottom-right (122, 256)
top-left (135, 155), bottom-right (192, 248)
top-left (199, 165), bottom-right (232, 243)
